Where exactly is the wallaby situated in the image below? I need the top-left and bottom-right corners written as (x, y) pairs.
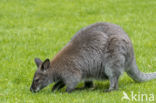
top-left (30, 22), bottom-right (156, 93)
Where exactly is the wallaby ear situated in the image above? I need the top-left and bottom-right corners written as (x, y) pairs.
top-left (41, 58), bottom-right (50, 71)
top-left (34, 58), bottom-right (42, 68)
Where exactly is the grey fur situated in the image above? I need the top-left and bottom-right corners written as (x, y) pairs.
top-left (30, 22), bottom-right (156, 93)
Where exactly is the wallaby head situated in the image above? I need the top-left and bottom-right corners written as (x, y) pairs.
top-left (30, 58), bottom-right (52, 93)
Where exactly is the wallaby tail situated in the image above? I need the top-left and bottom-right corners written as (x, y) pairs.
top-left (126, 59), bottom-right (156, 82)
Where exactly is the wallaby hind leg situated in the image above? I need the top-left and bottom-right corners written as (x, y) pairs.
top-left (104, 76), bottom-right (119, 92)
top-left (104, 55), bottom-right (125, 92)
top-left (84, 81), bottom-right (93, 88)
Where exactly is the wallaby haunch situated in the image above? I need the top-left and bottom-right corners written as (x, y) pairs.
top-left (30, 22), bottom-right (156, 93)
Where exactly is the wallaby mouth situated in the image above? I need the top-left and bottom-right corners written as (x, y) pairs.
top-left (30, 84), bottom-right (47, 93)
top-left (30, 86), bottom-right (40, 93)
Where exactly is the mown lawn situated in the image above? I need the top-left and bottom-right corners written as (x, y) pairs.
top-left (0, 0), bottom-right (155, 103)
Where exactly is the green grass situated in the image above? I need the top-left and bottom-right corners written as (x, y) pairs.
top-left (0, 0), bottom-right (155, 102)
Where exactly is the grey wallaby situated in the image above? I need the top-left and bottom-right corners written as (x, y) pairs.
top-left (30, 22), bottom-right (156, 93)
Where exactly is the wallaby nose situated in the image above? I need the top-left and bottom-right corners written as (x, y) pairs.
top-left (30, 86), bottom-right (34, 92)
